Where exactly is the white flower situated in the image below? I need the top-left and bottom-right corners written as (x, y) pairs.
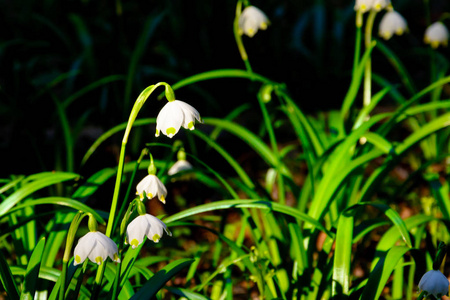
top-left (73, 231), bottom-right (120, 266)
top-left (136, 174), bottom-right (167, 204)
top-left (168, 160), bottom-right (193, 176)
top-left (424, 22), bottom-right (449, 49)
top-left (354, 0), bottom-right (390, 13)
top-left (238, 6), bottom-right (269, 38)
top-left (378, 11), bottom-right (407, 40)
top-left (418, 270), bottom-right (449, 299)
top-left (155, 100), bottom-right (201, 138)
top-left (125, 214), bottom-right (171, 249)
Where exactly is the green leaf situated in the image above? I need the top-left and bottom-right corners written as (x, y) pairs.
top-left (164, 199), bottom-right (334, 238)
top-left (20, 238), bottom-right (46, 300)
top-left (0, 246), bottom-right (19, 300)
top-left (360, 246), bottom-right (410, 300)
top-left (332, 214), bottom-right (353, 296)
top-left (362, 132), bottom-right (394, 154)
top-left (165, 287), bottom-right (210, 300)
top-left (3, 197), bottom-right (104, 224)
top-left (0, 172), bottom-right (79, 217)
top-left (130, 258), bottom-right (194, 300)
top-left (203, 118), bottom-right (292, 178)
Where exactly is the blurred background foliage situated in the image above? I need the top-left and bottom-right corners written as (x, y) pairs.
top-left (0, 0), bottom-right (449, 176)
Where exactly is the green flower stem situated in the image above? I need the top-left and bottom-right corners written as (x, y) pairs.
top-left (112, 201), bottom-right (136, 300)
top-left (112, 148), bottom-right (148, 235)
top-left (93, 82), bottom-right (172, 290)
top-left (353, 11), bottom-right (363, 78)
top-left (363, 10), bottom-right (377, 107)
top-left (234, 0), bottom-right (253, 75)
top-left (60, 211), bottom-right (86, 300)
top-left (257, 94), bottom-right (285, 204)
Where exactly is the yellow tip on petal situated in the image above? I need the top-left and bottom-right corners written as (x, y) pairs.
top-left (95, 256), bottom-right (103, 265)
top-left (131, 239), bottom-right (140, 248)
top-left (360, 4), bottom-right (366, 11)
top-left (75, 255), bottom-right (82, 264)
top-left (166, 127), bottom-right (176, 137)
top-left (187, 121), bottom-right (195, 130)
top-left (260, 22), bottom-right (267, 30)
top-left (396, 28), bottom-right (404, 35)
top-left (138, 193), bottom-right (144, 200)
top-left (431, 41), bottom-right (440, 49)
top-left (153, 234), bottom-right (161, 242)
top-left (155, 129), bottom-right (160, 137)
top-left (381, 31), bottom-right (391, 40)
top-left (113, 253), bottom-right (120, 262)
top-left (159, 195), bottom-right (166, 204)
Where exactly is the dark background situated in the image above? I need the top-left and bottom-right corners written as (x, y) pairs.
top-left (0, 0), bottom-right (449, 177)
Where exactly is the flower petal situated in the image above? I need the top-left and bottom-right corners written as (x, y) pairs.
top-left (126, 216), bottom-right (150, 249)
top-left (156, 101), bottom-right (184, 138)
top-left (73, 232), bottom-right (97, 266)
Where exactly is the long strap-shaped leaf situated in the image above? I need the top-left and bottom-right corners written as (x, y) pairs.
top-left (0, 245), bottom-right (19, 300)
top-left (130, 258), bottom-right (194, 300)
top-left (360, 246), bottom-right (410, 300)
top-left (306, 113), bottom-right (390, 223)
top-left (164, 199), bottom-right (334, 238)
top-left (203, 118), bottom-right (293, 178)
top-left (0, 172), bottom-right (79, 217)
top-left (20, 238), bottom-right (46, 300)
top-left (360, 112), bottom-right (450, 204)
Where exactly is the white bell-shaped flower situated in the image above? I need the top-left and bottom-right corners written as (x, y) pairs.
top-left (136, 174), bottom-right (167, 204)
top-left (168, 160), bottom-right (193, 176)
top-left (354, 0), bottom-right (390, 13)
top-left (418, 270), bottom-right (449, 299)
top-left (125, 214), bottom-right (171, 249)
top-left (238, 6), bottom-right (270, 38)
top-left (155, 100), bottom-right (201, 138)
top-left (378, 11), bottom-right (408, 40)
top-left (424, 22), bottom-right (449, 49)
top-left (73, 231), bottom-right (120, 266)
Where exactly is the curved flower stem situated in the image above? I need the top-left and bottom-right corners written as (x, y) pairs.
top-left (59, 211), bottom-right (86, 300)
top-left (363, 10), bottom-right (377, 107)
top-left (234, 0), bottom-right (253, 75)
top-left (93, 82), bottom-right (173, 291)
top-left (112, 148), bottom-right (148, 235)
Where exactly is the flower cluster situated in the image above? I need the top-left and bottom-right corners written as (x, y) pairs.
top-left (71, 85), bottom-right (201, 266)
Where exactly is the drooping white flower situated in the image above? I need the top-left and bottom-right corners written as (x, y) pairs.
top-left (378, 11), bottom-right (408, 40)
top-left (73, 231), bottom-right (120, 266)
top-left (125, 214), bottom-right (171, 249)
top-left (155, 100), bottom-right (201, 138)
top-left (168, 160), bottom-right (193, 176)
top-left (136, 174), bottom-right (167, 204)
top-left (238, 6), bottom-right (270, 38)
top-left (354, 0), bottom-right (390, 13)
top-left (424, 22), bottom-right (449, 49)
top-left (418, 270), bottom-right (449, 299)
